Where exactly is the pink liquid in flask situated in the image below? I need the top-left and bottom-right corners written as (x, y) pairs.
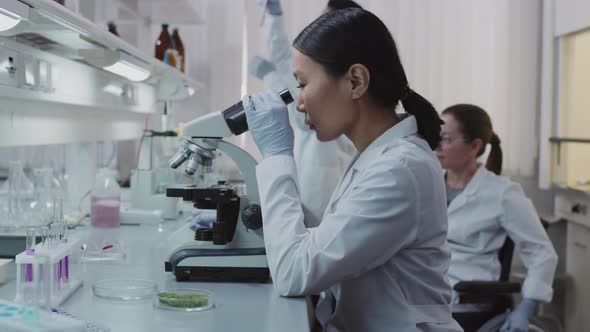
top-left (91, 196), bottom-right (121, 228)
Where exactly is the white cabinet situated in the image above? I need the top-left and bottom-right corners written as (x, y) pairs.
top-left (565, 221), bottom-right (590, 331)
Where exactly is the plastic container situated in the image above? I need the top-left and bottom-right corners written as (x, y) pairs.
top-left (0, 299), bottom-right (86, 332)
top-left (92, 279), bottom-right (155, 301)
top-left (90, 168), bottom-right (121, 228)
top-left (154, 288), bottom-right (214, 312)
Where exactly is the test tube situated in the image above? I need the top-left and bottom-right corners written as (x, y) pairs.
top-left (48, 224), bottom-right (60, 291)
top-left (25, 228), bottom-right (36, 283)
top-left (60, 223), bottom-right (69, 284)
top-left (40, 227), bottom-right (49, 248)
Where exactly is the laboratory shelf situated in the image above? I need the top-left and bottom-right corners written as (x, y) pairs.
top-left (16, 0), bottom-right (202, 96)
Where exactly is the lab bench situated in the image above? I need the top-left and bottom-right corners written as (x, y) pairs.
top-left (0, 222), bottom-right (309, 332)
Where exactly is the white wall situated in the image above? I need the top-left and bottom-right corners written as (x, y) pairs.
top-left (245, 0), bottom-right (542, 177)
top-left (555, 0), bottom-right (590, 36)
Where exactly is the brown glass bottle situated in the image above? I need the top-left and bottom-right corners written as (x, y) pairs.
top-left (172, 29), bottom-right (185, 73)
top-left (107, 22), bottom-right (119, 36)
top-left (155, 24), bottom-right (171, 61)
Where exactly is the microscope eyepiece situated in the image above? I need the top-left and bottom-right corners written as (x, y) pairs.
top-left (223, 88), bottom-right (294, 136)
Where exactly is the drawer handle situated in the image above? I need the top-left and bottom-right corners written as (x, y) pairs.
top-left (574, 242), bottom-right (587, 249)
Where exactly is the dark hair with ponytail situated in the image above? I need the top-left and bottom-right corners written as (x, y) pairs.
top-left (293, 8), bottom-right (443, 149)
top-left (442, 104), bottom-right (503, 175)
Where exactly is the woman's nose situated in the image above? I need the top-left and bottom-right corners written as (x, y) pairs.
top-left (296, 96), bottom-right (305, 113)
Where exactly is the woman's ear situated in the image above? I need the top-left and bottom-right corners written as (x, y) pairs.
top-left (348, 64), bottom-right (370, 100)
top-left (471, 138), bottom-right (484, 156)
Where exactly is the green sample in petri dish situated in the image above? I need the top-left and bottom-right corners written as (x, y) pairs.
top-left (158, 292), bottom-right (209, 308)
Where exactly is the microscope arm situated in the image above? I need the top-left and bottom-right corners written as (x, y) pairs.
top-left (192, 138), bottom-right (260, 205)
top-left (217, 140), bottom-right (260, 204)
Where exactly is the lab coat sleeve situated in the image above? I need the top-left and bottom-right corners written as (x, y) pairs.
top-left (257, 155), bottom-right (418, 296)
top-left (264, 14), bottom-right (306, 132)
top-left (499, 183), bottom-right (558, 302)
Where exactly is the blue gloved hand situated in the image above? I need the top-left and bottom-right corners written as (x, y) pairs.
top-left (249, 56), bottom-right (276, 80)
top-left (243, 90), bottom-right (294, 158)
top-left (187, 209), bottom-right (217, 230)
top-left (499, 298), bottom-right (537, 332)
top-left (256, 0), bottom-right (282, 16)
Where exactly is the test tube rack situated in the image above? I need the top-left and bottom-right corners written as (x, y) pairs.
top-left (0, 299), bottom-right (86, 332)
top-left (14, 238), bottom-right (82, 308)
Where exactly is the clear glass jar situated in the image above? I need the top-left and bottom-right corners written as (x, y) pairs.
top-left (3, 161), bottom-right (34, 229)
top-left (90, 168), bottom-right (120, 228)
top-left (25, 168), bottom-right (63, 227)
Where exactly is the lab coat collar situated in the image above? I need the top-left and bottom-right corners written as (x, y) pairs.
top-left (447, 164), bottom-right (487, 213)
top-left (351, 115), bottom-right (418, 172)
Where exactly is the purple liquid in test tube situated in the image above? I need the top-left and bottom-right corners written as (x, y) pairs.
top-left (25, 228), bottom-right (36, 283)
top-left (25, 249), bottom-right (34, 282)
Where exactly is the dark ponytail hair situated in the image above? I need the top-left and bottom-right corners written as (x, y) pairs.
top-left (442, 104), bottom-right (503, 175)
top-left (293, 8), bottom-right (443, 149)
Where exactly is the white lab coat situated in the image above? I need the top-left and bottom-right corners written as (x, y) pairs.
top-left (263, 14), bottom-right (356, 227)
top-left (447, 165), bottom-right (558, 303)
top-left (257, 117), bottom-right (462, 332)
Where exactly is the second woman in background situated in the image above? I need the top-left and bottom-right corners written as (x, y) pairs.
top-left (436, 104), bottom-right (558, 332)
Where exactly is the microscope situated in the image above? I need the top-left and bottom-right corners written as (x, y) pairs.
top-left (164, 89), bottom-right (293, 282)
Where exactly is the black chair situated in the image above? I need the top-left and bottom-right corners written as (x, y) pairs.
top-left (451, 220), bottom-right (551, 332)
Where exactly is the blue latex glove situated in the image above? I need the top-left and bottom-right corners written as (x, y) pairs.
top-left (499, 298), bottom-right (537, 332)
top-left (249, 56), bottom-right (276, 80)
top-left (187, 209), bottom-right (217, 230)
top-left (256, 0), bottom-right (282, 16)
top-left (243, 90), bottom-right (294, 158)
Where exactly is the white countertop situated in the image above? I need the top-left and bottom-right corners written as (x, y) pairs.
top-left (0, 221), bottom-right (309, 332)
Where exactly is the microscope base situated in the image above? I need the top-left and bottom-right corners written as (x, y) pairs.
top-left (165, 247), bottom-right (270, 283)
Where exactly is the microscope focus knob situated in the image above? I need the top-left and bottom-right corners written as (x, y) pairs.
top-left (242, 204), bottom-right (263, 230)
top-left (195, 228), bottom-right (214, 241)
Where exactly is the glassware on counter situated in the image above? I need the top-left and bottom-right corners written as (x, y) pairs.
top-left (90, 168), bottom-right (121, 228)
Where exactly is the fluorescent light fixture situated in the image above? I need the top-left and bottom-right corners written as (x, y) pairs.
top-left (80, 49), bottom-right (151, 82)
top-left (0, 8), bottom-right (21, 31)
top-left (0, 0), bottom-right (30, 32)
top-left (103, 60), bottom-right (150, 82)
top-left (103, 84), bottom-right (124, 96)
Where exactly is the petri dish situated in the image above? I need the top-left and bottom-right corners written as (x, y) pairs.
top-left (92, 279), bottom-right (156, 301)
top-left (154, 288), bottom-right (214, 312)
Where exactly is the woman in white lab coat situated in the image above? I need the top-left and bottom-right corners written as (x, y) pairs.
top-left (242, 8), bottom-right (462, 332)
top-left (249, 0), bottom-right (361, 228)
top-left (436, 104), bottom-right (558, 332)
